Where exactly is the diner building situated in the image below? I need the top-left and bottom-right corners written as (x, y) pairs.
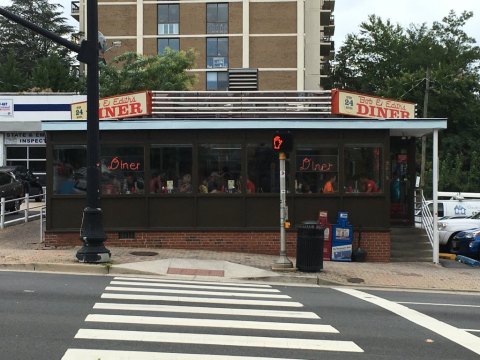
top-left (42, 90), bottom-right (447, 262)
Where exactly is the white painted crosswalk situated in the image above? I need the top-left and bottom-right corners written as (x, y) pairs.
top-left (62, 277), bottom-right (364, 359)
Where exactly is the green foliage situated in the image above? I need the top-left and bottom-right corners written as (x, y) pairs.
top-left (330, 10), bottom-right (480, 193)
top-left (99, 50), bottom-right (197, 97)
top-left (0, 0), bottom-right (80, 92)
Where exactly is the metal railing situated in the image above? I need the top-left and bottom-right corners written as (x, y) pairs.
top-left (414, 188), bottom-right (434, 247)
top-left (151, 91), bottom-right (332, 118)
top-left (0, 193), bottom-right (45, 229)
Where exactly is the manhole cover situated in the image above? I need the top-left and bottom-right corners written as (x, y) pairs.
top-left (129, 251), bottom-right (159, 257)
top-left (347, 277), bottom-right (365, 283)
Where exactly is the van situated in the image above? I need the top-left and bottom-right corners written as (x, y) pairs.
top-left (427, 200), bottom-right (480, 218)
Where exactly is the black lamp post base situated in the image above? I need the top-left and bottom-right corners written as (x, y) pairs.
top-left (77, 206), bottom-right (110, 263)
top-left (76, 245), bottom-right (111, 263)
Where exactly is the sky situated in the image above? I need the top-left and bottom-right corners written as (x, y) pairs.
top-left (0, 0), bottom-right (479, 50)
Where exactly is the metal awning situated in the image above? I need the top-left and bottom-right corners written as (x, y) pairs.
top-left (42, 117), bottom-right (447, 138)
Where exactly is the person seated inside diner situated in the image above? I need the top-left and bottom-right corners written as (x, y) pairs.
top-left (322, 174), bottom-right (336, 193)
top-left (179, 173), bottom-right (193, 193)
top-left (149, 172), bottom-right (161, 194)
top-left (360, 175), bottom-right (380, 192)
top-left (123, 172), bottom-right (142, 194)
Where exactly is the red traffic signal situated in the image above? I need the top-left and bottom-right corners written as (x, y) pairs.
top-left (272, 132), bottom-right (293, 152)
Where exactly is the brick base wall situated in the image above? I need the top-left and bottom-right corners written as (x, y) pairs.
top-left (45, 229), bottom-right (391, 262)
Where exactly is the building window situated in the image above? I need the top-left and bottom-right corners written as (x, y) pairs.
top-left (52, 145), bottom-right (87, 195)
top-left (158, 4), bottom-right (179, 35)
top-left (206, 71), bottom-right (228, 90)
top-left (207, 37), bottom-right (228, 69)
top-left (6, 146), bottom-right (46, 185)
top-left (150, 145), bottom-right (193, 193)
top-left (247, 144), bottom-right (288, 193)
top-left (158, 38), bottom-right (179, 54)
top-left (198, 144), bottom-right (241, 193)
top-left (100, 145), bottom-right (145, 195)
top-left (296, 147), bottom-right (338, 194)
top-left (207, 3), bottom-right (228, 34)
top-left (344, 145), bottom-right (383, 193)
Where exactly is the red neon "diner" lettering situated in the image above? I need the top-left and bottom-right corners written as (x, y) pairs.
top-left (107, 156), bottom-right (141, 171)
top-left (299, 157), bottom-right (333, 172)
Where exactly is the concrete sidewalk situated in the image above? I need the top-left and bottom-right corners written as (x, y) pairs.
top-left (1, 220), bottom-right (479, 291)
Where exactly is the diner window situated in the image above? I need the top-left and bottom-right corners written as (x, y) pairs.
top-left (158, 38), bottom-right (179, 54)
top-left (158, 4), bottom-right (179, 35)
top-left (206, 71), bottom-right (228, 90)
top-left (344, 145), bottom-right (383, 193)
top-left (199, 144), bottom-right (241, 193)
top-left (150, 145), bottom-right (193, 194)
top-left (247, 144), bottom-right (288, 193)
top-left (207, 37), bottom-right (228, 69)
top-left (100, 145), bottom-right (145, 195)
top-left (296, 147), bottom-right (338, 194)
top-left (53, 145), bottom-right (87, 195)
top-left (207, 3), bottom-right (228, 34)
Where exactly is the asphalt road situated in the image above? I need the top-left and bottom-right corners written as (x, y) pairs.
top-left (1, 271), bottom-right (480, 360)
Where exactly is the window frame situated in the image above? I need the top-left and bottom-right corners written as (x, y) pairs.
top-left (206, 3), bottom-right (229, 34)
top-left (158, 4), bottom-right (179, 35)
top-left (206, 37), bottom-right (228, 69)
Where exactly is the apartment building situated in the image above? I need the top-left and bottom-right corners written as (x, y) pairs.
top-left (71, 0), bottom-right (335, 91)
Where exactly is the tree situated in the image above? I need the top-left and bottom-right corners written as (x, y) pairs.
top-left (99, 49), bottom-right (197, 97)
top-left (330, 11), bottom-right (480, 194)
top-left (0, 0), bottom-right (75, 74)
top-left (0, 50), bottom-right (26, 91)
top-left (0, 0), bottom-right (82, 93)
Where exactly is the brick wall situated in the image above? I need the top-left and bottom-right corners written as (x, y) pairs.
top-left (44, 230), bottom-right (391, 262)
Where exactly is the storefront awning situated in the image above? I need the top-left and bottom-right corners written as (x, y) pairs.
top-left (42, 117), bottom-right (447, 138)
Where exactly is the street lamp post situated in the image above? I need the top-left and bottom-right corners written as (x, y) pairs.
top-left (76, 0), bottom-right (110, 263)
top-left (0, 1), bottom-right (110, 263)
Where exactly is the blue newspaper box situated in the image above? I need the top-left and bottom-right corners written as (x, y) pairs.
top-left (331, 211), bottom-right (353, 261)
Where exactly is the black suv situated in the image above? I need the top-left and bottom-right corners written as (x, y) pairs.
top-left (0, 168), bottom-right (24, 211)
top-left (0, 166), bottom-right (43, 202)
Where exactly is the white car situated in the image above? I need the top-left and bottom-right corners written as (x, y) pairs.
top-left (438, 212), bottom-right (480, 251)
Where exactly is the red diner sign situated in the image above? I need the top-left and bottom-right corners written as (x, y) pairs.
top-left (331, 89), bottom-right (416, 119)
top-left (71, 91), bottom-right (152, 120)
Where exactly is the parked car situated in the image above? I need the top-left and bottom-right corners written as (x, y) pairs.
top-left (451, 228), bottom-right (480, 260)
top-left (438, 212), bottom-right (480, 252)
top-left (0, 166), bottom-right (43, 202)
top-left (0, 168), bottom-right (24, 211)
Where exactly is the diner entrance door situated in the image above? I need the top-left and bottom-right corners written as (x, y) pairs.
top-left (390, 137), bottom-right (415, 225)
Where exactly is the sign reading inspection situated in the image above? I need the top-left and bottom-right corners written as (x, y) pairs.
top-left (71, 91), bottom-right (152, 120)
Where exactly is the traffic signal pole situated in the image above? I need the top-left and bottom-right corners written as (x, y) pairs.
top-left (272, 151), bottom-right (293, 269)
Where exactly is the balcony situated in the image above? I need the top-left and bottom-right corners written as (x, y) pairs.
top-left (71, 1), bottom-right (79, 21)
top-left (320, 36), bottom-right (333, 57)
top-left (150, 91), bottom-right (332, 118)
top-left (322, 0), bottom-right (335, 11)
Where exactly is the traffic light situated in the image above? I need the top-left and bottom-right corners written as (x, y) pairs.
top-left (272, 132), bottom-right (293, 153)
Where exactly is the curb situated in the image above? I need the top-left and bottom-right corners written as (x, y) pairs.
top-left (0, 262), bottom-right (109, 274)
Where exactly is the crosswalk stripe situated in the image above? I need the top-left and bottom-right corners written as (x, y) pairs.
top-left (110, 280), bottom-right (281, 293)
top-left (114, 277), bottom-right (272, 288)
top-left (101, 293), bottom-right (303, 307)
top-left (85, 314), bottom-right (337, 333)
top-left (62, 348), bottom-right (305, 360)
top-left (93, 302), bottom-right (319, 319)
top-left (105, 286), bottom-right (291, 299)
top-left (75, 329), bottom-right (364, 352)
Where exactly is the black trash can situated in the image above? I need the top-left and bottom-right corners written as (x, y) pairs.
top-left (296, 221), bottom-right (325, 272)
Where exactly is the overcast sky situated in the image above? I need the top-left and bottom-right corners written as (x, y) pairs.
top-left (1, 0), bottom-right (479, 50)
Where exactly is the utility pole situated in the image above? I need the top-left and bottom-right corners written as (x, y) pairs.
top-left (420, 67), bottom-right (430, 188)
